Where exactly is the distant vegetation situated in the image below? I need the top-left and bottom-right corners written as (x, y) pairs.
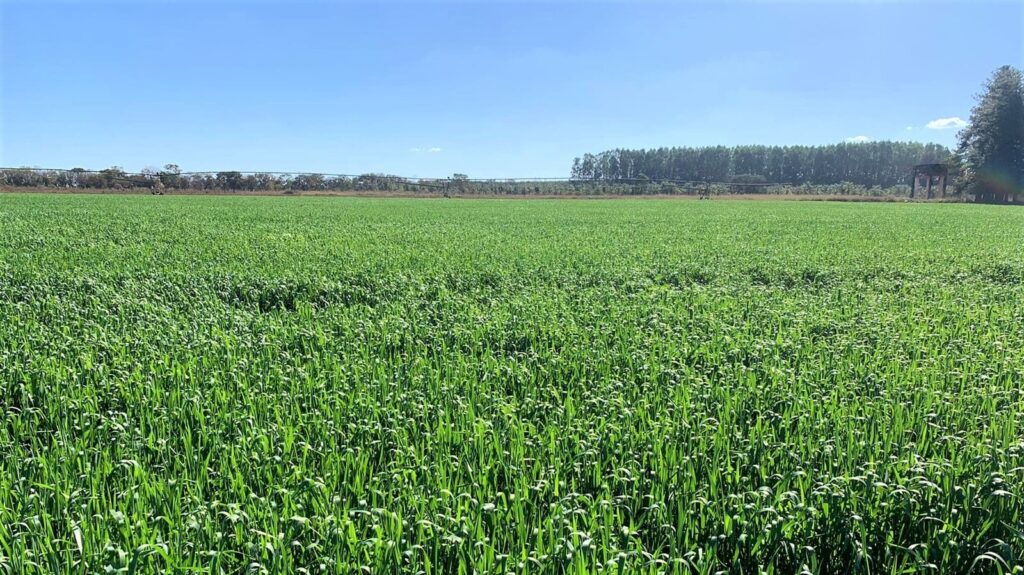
top-left (0, 140), bottom-right (962, 199)
top-left (0, 166), bottom-right (432, 194)
top-left (0, 165), bottom-right (923, 198)
top-left (571, 141), bottom-right (951, 187)
top-left (573, 65), bottom-right (1024, 204)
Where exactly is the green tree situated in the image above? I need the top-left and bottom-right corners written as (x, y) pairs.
top-left (450, 173), bottom-right (470, 193)
top-left (99, 166), bottom-right (127, 188)
top-left (957, 65), bottom-right (1024, 203)
top-left (572, 142), bottom-right (950, 188)
top-left (215, 171), bottom-right (244, 190)
top-left (158, 164), bottom-right (182, 189)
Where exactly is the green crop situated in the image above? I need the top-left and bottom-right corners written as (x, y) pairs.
top-left (0, 194), bottom-right (1021, 574)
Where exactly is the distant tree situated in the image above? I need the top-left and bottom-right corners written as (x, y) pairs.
top-left (253, 172), bottom-right (279, 191)
top-left (571, 157), bottom-right (583, 179)
top-left (100, 166), bottom-right (127, 188)
top-left (293, 173), bottom-right (326, 191)
top-left (54, 167), bottom-right (87, 187)
top-left (945, 153), bottom-right (969, 197)
top-left (215, 171), bottom-right (244, 190)
top-left (158, 164), bottom-right (183, 189)
top-left (571, 142), bottom-right (951, 188)
top-left (957, 65), bottom-right (1024, 203)
top-left (450, 173), bottom-right (470, 193)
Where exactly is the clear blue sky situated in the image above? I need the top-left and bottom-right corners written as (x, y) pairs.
top-left (2, 1), bottom-right (1021, 178)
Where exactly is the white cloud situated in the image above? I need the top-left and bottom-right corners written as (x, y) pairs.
top-left (845, 135), bottom-right (871, 143)
top-left (410, 147), bottom-right (442, 153)
top-left (925, 117), bottom-right (967, 130)
top-left (905, 126), bottom-right (914, 131)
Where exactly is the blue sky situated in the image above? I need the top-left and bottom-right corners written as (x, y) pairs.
top-left (2, 1), bottom-right (1021, 178)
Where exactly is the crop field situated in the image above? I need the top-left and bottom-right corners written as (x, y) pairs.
top-left (0, 194), bottom-right (1022, 574)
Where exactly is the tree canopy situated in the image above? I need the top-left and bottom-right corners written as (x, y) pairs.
top-left (571, 141), bottom-right (950, 188)
top-left (957, 65), bottom-right (1024, 203)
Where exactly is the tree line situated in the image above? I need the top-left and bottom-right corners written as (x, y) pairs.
top-left (571, 141), bottom-right (952, 187)
top-left (571, 65), bottom-right (1024, 203)
top-left (0, 165), bottom-right (913, 197)
top-left (0, 166), bottom-right (426, 193)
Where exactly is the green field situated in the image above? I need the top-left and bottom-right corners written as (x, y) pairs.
top-left (0, 194), bottom-right (1022, 574)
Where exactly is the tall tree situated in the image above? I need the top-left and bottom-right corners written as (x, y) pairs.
top-left (957, 65), bottom-right (1024, 203)
top-left (571, 142), bottom-right (950, 188)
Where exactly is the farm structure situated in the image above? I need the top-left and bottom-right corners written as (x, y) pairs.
top-left (910, 163), bottom-right (948, 199)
